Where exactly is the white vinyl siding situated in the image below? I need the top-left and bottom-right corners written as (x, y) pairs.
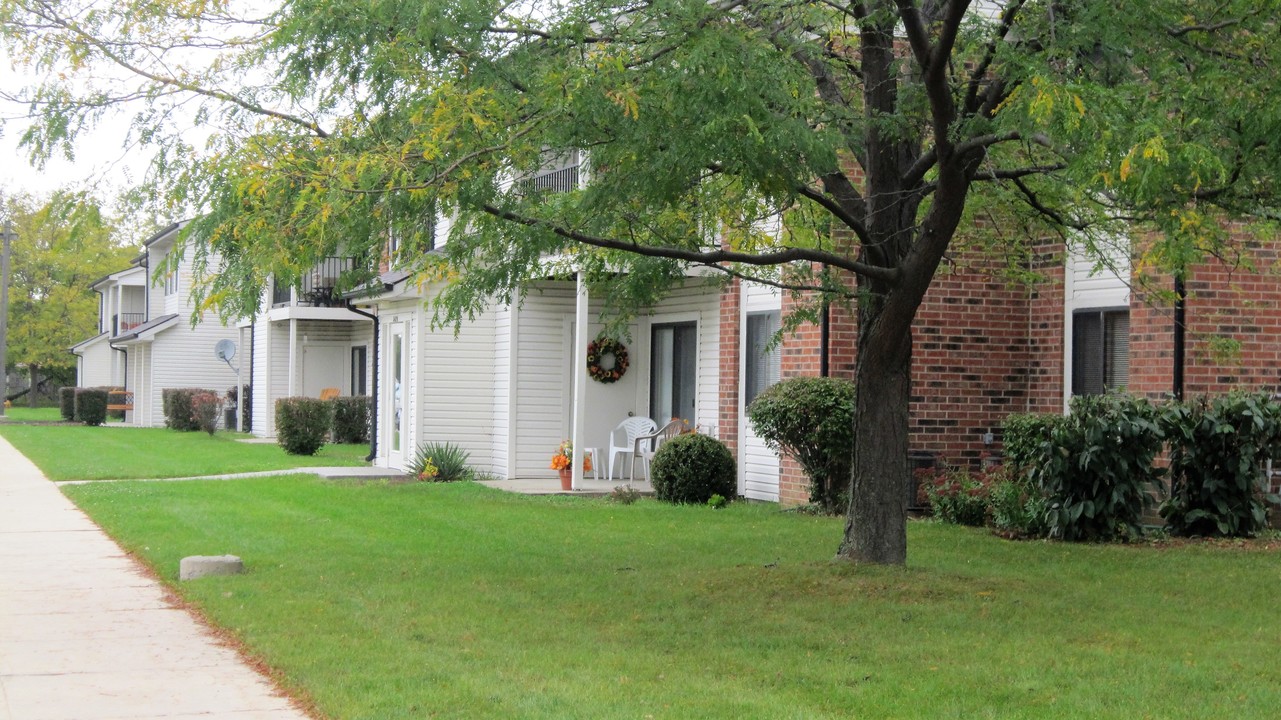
top-left (740, 283), bottom-right (782, 502)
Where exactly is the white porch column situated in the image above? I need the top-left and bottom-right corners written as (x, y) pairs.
top-left (287, 318), bottom-right (298, 398)
top-left (571, 271), bottom-right (589, 490)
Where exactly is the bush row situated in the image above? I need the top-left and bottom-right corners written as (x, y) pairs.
top-left (953, 391), bottom-right (1281, 541)
top-left (273, 395), bottom-right (372, 455)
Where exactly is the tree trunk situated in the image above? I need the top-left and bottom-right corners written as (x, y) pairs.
top-left (837, 310), bottom-right (913, 565)
top-left (27, 365), bottom-right (39, 408)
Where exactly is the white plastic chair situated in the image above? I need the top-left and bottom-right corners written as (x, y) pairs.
top-left (608, 417), bottom-right (657, 481)
top-left (634, 419), bottom-right (685, 481)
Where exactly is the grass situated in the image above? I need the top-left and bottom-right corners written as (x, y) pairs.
top-left (61, 478), bottom-right (1281, 720)
top-left (2, 406), bottom-right (63, 422)
top-left (0, 424), bottom-right (370, 480)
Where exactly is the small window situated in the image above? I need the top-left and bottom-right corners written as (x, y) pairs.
top-left (163, 269), bottom-right (179, 296)
top-left (1072, 309), bottom-right (1129, 395)
top-left (746, 311), bottom-right (781, 406)
top-left (351, 346), bottom-right (368, 396)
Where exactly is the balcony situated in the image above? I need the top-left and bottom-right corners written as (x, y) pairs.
top-left (516, 152), bottom-right (581, 197)
top-left (113, 313), bottom-right (146, 335)
top-left (272, 256), bottom-right (358, 308)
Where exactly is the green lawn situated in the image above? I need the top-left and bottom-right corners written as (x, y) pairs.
top-left (1, 406), bottom-right (63, 422)
top-left (0, 424), bottom-right (370, 480)
top-left (61, 478), bottom-right (1281, 720)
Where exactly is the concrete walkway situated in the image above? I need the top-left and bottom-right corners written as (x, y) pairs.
top-left (0, 435), bottom-right (312, 720)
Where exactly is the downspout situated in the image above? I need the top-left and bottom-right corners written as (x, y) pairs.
top-left (347, 303), bottom-right (379, 462)
top-left (1172, 276), bottom-right (1186, 401)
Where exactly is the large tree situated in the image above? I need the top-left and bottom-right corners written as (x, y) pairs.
top-left (4, 0), bottom-right (1280, 563)
top-left (2, 190), bottom-right (131, 403)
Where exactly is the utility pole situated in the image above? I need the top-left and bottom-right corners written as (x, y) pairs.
top-left (0, 221), bottom-right (13, 417)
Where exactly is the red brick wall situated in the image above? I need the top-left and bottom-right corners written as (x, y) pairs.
top-left (1132, 238), bottom-right (1281, 400)
top-left (717, 279), bottom-right (741, 455)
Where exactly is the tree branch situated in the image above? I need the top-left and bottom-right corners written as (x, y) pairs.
top-left (963, 0), bottom-right (1026, 116)
top-left (477, 204), bottom-right (901, 284)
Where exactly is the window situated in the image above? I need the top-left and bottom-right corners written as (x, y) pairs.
top-left (351, 346), bottom-right (368, 396)
top-left (1072, 309), bottom-right (1129, 395)
top-left (745, 311), bottom-right (780, 406)
top-left (650, 321), bottom-right (697, 425)
top-left (163, 268), bottom-right (179, 296)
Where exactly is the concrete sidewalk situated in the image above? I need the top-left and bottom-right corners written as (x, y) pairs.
top-left (0, 435), bottom-right (312, 720)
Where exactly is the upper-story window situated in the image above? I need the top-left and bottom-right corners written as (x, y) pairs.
top-left (387, 212), bottom-right (438, 269)
top-left (163, 268), bottom-right (179, 296)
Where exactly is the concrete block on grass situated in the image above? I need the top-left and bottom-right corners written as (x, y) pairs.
top-left (180, 555), bottom-right (244, 581)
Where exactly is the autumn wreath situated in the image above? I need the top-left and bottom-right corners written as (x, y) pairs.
top-left (586, 337), bottom-right (629, 383)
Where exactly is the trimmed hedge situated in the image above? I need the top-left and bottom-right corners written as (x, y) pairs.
top-left (276, 397), bottom-right (332, 455)
top-left (162, 388), bottom-right (211, 431)
top-left (73, 387), bottom-right (109, 427)
top-left (331, 395), bottom-right (372, 444)
top-left (650, 433), bottom-right (737, 505)
top-left (746, 377), bottom-right (855, 513)
top-left (59, 387), bottom-right (76, 421)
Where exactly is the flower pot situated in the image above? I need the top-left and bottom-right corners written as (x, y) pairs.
top-left (558, 468), bottom-right (573, 491)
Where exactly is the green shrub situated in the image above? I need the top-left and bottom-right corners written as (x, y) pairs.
top-left (987, 468), bottom-right (1051, 539)
top-left (162, 388), bottom-right (210, 432)
top-left (73, 387), bottom-right (109, 427)
top-left (650, 433), bottom-right (736, 505)
top-left (922, 467), bottom-right (991, 526)
top-left (1160, 392), bottom-right (1281, 537)
top-left (746, 376), bottom-right (855, 513)
top-left (190, 391), bottom-right (222, 436)
top-left (1032, 394), bottom-right (1165, 541)
top-left (275, 397), bottom-right (332, 455)
top-left (227, 385), bottom-right (252, 433)
top-left (331, 396), bottom-right (372, 444)
top-left (59, 387), bottom-right (75, 421)
top-left (408, 441), bottom-right (471, 482)
top-left (1002, 412), bottom-right (1065, 473)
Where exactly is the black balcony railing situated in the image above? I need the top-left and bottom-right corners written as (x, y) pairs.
top-left (113, 313), bottom-right (146, 335)
top-left (272, 256), bottom-right (359, 308)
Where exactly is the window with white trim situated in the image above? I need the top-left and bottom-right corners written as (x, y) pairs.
top-left (745, 310), bottom-right (781, 406)
top-left (1072, 308), bottom-right (1129, 395)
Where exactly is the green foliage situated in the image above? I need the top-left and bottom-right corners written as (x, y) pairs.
top-left (987, 469), bottom-right (1052, 539)
top-left (330, 395), bottom-right (371, 444)
top-left (1032, 394), bottom-right (1165, 541)
top-left (408, 441), bottom-right (471, 482)
top-left (73, 387), bottom-right (108, 427)
top-left (1002, 413), bottom-right (1066, 472)
top-left (650, 433), bottom-right (736, 505)
top-left (1160, 393), bottom-right (1281, 537)
top-left (275, 397), bottom-right (332, 456)
top-left (707, 494), bottom-right (728, 510)
top-left (162, 388), bottom-right (212, 432)
top-left (0, 192), bottom-right (133, 381)
top-left (746, 377), bottom-right (855, 514)
top-left (922, 467), bottom-right (992, 527)
top-left (58, 387), bottom-right (75, 421)
top-left (189, 391), bottom-right (222, 436)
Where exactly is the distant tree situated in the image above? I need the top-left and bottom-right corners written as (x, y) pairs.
top-left (2, 191), bottom-right (133, 404)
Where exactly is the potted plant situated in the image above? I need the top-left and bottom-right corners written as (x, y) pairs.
top-left (550, 440), bottom-right (592, 490)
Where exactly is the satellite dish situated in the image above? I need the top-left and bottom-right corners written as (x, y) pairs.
top-left (215, 339), bottom-right (239, 373)
top-left (214, 339), bottom-right (237, 362)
